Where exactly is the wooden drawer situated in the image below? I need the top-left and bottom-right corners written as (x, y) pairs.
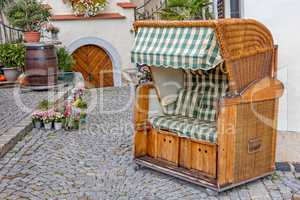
top-left (157, 131), bottom-right (179, 165)
top-left (191, 141), bottom-right (217, 178)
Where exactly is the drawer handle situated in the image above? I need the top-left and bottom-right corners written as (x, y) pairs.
top-left (169, 140), bottom-right (172, 143)
top-left (163, 138), bottom-right (166, 142)
top-left (198, 148), bottom-right (201, 152)
top-left (248, 137), bottom-right (262, 154)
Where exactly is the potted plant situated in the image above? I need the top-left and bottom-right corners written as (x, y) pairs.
top-left (80, 111), bottom-right (87, 124)
top-left (42, 110), bottom-right (55, 130)
top-left (73, 87), bottom-right (85, 99)
top-left (57, 47), bottom-right (75, 72)
top-left (46, 24), bottom-right (60, 41)
top-left (72, 117), bottom-right (80, 130)
top-left (0, 43), bottom-right (25, 81)
top-left (32, 111), bottom-right (43, 129)
top-left (38, 99), bottom-right (53, 111)
top-left (63, 102), bottom-right (73, 130)
top-left (56, 47), bottom-right (75, 81)
top-left (6, 0), bottom-right (52, 43)
top-left (73, 97), bottom-right (87, 109)
top-left (54, 112), bottom-right (64, 130)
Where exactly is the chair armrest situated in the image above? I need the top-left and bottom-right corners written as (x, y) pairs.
top-left (221, 77), bottom-right (284, 106)
top-left (134, 82), bottom-right (156, 125)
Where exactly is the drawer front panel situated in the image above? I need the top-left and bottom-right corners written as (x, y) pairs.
top-left (157, 132), bottom-right (179, 165)
top-left (191, 142), bottom-right (217, 178)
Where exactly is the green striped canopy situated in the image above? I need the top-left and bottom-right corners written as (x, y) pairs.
top-left (131, 27), bottom-right (223, 70)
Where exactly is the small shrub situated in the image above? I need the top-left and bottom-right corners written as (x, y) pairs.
top-left (56, 47), bottom-right (75, 72)
top-left (6, 0), bottom-right (51, 32)
top-left (0, 43), bottom-right (25, 68)
top-left (38, 99), bottom-right (53, 110)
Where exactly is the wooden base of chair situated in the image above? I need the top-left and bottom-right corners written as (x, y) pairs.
top-left (135, 156), bottom-right (274, 192)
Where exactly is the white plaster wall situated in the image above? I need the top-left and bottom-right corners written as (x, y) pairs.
top-left (44, 0), bottom-right (135, 73)
top-left (243, 0), bottom-right (300, 132)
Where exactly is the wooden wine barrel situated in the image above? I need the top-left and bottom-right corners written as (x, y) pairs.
top-left (24, 43), bottom-right (58, 86)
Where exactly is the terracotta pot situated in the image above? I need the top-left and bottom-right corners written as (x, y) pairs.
top-left (24, 32), bottom-right (41, 43)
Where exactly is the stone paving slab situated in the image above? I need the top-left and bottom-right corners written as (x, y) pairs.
top-left (0, 87), bottom-right (69, 136)
top-left (0, 86), bottom-right (71, 159)
top-left (0, 87), bottom-right (299, 200)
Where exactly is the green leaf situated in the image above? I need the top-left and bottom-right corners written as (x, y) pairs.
top-left (6, 0), bottom-right (51, 31)
top-left (157, 0), bottom-right (213, 20)
top-left (0, 43), bottom-right (25, 67)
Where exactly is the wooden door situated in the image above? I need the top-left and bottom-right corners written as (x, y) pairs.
top-left (72, 45), bottom-right (114, 88)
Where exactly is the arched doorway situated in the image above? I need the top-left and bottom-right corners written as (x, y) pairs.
top-left (72, 45), bottom-right (114, 88)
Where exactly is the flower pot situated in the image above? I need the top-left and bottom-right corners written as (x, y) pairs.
top-left (73, 120), bottom-right (80, 130)
top-left (24, 32), bottom-right (41, 43)
top-left (51, 32), bottom-right (58, 41)
top-left (33, 120), bottom-right (43, 129)
top-left (58, 72), bottom-right (74, 83)
top-left (54, 122), bottom-right (62, 130)
top-left (80, 116), bottom-right (87, 124)
top-left (2, 67), bottom-right (20, 82)
top-left (44, 122), bottom-right (53, 130)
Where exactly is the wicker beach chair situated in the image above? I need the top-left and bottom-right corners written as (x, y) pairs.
top-left (131, 19), bottom-right (284, 192)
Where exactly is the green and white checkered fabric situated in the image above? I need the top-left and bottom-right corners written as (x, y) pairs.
top-left (149, 115), bottom-right (217, 143)
top-left (131, 27), bottom-right (223, 70)
top-left (174, 67), bottom-right (229, 121)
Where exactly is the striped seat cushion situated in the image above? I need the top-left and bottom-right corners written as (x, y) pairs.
top-left (174, 68), bottom-right (228, 121)
top-left (149, 115), bottom-right (217, 143)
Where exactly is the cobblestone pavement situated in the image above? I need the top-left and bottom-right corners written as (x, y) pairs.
top-left (0, 87), bottom-right (67, 136)
top-left (0, 87), bottom-right (299, 200)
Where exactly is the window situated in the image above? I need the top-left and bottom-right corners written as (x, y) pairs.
top-left (230, 0), bottom-right (241, 18)
top-left (217, 0), bottom-right (225, 19)
top-left (214, 0), bottom-right (243, 19)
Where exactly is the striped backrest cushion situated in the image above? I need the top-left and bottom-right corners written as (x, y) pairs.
top-left (174, 67), bottom-right (228, 121)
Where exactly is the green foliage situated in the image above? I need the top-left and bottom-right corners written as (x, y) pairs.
top-left (38, 99), bottom-right (53, 110)
top-left (271, 172), bottom-right (280, 181)
top-left (157, 0), bottom-right (213, 20)
top-left (0, 0), bottom-right (11, 9)
top-left (56, 47), bottom-right (75, 72)
top-left (6, 0), bottom-right (51, 31)
top-left (80, 112), bottom-right (87, 119)
top-left (73, 97), bottom-right (87, 109)
top-left (0, 43), bottom-right (25, 68)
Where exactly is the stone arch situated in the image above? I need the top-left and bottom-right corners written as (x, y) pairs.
top-left (67, 37), bottom-right (122, 86)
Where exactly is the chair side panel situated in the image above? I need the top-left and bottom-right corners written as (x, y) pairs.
top-left (226, 50), bottom-right (273, 93)
top-left (233, 100), bottom-right (276, 183)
